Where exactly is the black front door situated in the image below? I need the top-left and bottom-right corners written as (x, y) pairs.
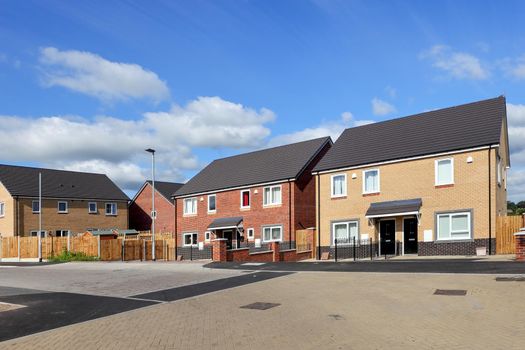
top-left (223, 230), bottom-right (233, 249)
top-left (403, 218), bottom-right (418, 254)
top-left (380, 220), bottom-right (396, 255)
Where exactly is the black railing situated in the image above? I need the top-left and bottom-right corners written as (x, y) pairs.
top-left (333, 238), bottom-right (401, 261)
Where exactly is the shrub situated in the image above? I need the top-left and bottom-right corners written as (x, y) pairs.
top-left (48, 250), bottom-right (99, 262)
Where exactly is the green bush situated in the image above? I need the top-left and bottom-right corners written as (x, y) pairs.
top-left (48, 250), bottom-right (99, 262)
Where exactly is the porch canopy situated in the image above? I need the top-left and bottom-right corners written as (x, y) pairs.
top-left (207, 216), bottom-right (243, 230)
top-left (365, 198), bottom-right (422, 219)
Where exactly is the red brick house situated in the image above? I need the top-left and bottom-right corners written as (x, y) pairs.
top-left (173, 137), bottom-right (332, 258)
top-left (129, 181), bottom-right (183, 234)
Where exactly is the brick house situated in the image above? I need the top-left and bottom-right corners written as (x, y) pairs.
top-left (129, 180), bottom-right (183, 234)
top-left (174, 137), bottom-right (332, 258)
top-left (312, 96), bottom-right (510, 257)
top-left (0, 164), bottom-right (129, 237)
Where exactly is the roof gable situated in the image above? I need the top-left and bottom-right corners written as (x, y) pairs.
top-left (0, 164), bottom-right (129, 201)
top-left (175, 137), bottom-right (332, 197)
top-left (314, 96), bottom-right (506, 173)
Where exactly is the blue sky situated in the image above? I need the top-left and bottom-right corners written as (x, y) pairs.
top-left (1, 0), bottom-right (525, 200)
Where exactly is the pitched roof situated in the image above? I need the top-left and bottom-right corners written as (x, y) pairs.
top-left (313, 96), bottom-right (507, 173)
top-left (145, 180), bottom-right (184, 201)
top-left (0, 164), bottom-right (129, 201)
top-left (175, 137), bottom-right (332, 197)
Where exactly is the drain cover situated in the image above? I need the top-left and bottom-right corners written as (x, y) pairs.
top-left (434, 289), bottom-right (467, 296)
top-left (240, 302), bottom-right (280, 310)
top-left (495, 276), bottom-right (525, 282)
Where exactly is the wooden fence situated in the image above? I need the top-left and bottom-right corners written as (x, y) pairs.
top-left (0, 236), bottom-right (180, 261)
top-left (496, 215), bottom-right (524, 254)
top-left (295, 229), bottom-right (315, 258)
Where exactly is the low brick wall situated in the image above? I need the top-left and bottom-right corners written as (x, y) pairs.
top-left (280, 249), bottom-right (312, 262)
top-left (418, 238), bottom-right (495, 256)
top-left (227, 248), bottom-right (273, 262)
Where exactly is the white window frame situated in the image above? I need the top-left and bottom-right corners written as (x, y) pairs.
top-left (331, 173), bottom-right (347, 198)
top-left (436, 211), bottom-right (471, 241)
top-left (247, 228), bottom-right (254, 240)
top-left (240, 189), bottom-right (251, 209)
top-left (332, 221), bottom-right (359, 246)
top-left (205, 231), bottom-right (211, 242)
top-left (435, 158), bottom-right (454, 186)
top-left (105, 202), bottom-right (117, 216)
top-left (183, 232), bottom-right (198, 247)
top-left (497, 156), bottom-right (502, 185)
top-left (32, 200), bottom-right (40, 214)
top-left (57, 201), bottom-right (68, 214)
top-left (0, 202), bottom-right (5, 217)
top-left (263, 185), bottom-right (282, 206)
top-left (183, 197), bottom-right (197, 215)
top-left (207, 194), bottom-right (216, 213)
top-left (55, 230), bottom-right (69, 237)
top-left (262, 225), bottom-right (283, 243)
top-left (362, 169), bottom-right (380, 194)
top-left (88, 202), bottom-right (97, 214)
top-left (30, 230), bottom-right (46, 237)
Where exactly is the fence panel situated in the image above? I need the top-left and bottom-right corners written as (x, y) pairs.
top-left (496, 215), bottom-right (523, 254)
top-left (123, 240), bottom-right (142, 261)
top-left (100, 239), bottom-right (122, 261)
top-left (295, 229), bottom-right (314, 253)
top-left (20, 237), bottom-right (38, 258)
top-left (1, 237), bottom-right (18, 258)
top-left (70, 236), bottom-right (99, 256)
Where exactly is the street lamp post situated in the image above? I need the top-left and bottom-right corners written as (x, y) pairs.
top-left (145, 148), bottom-right (156, 261)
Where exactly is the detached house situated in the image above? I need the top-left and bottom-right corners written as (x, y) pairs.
top-left (312, 96), bottom-right (509, 257)
top-left (0, 164), bottom-right (129, 237)
top-left (129, 180), bottom-right (184, 234)
top-left (174, 137), bottom-right (332, 257)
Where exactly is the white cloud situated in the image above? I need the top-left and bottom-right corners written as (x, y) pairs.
top-left (0, 96), bottom-right (274, 191)
top-left (506, 103), bottom-right (525, 201)
top-left (371, 97), bottom-right (396, 116)
top-left (500, 55), bottom-right (525, 80)
top-left (39, 47), bottom-right (170, 102)
top-left (269, 112), bottom-right (374, 147)
top-left (421, 45), bottom-right (489, 80)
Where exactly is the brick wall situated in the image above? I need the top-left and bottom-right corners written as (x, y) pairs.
top-left (129, 183), bottom-right (175, 234)
top-left (0, 182), bottom-right (15, 236)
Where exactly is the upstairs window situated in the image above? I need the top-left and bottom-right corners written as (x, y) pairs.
top-left (183, 197), bottom-right (197, 215)
top-left (32, 201), bottom-right (40, 213)
top-left (263, 185), bottom-right (282, 206)
top-left (331, 174), bottom-right (347, 197)
top-left (57, 201), bottom-right (68, 213)
top-left (105, 203), bottom-right (117, 216)
top-left (363, 169), bottom-right (380, 194)
top-left (241, 190), bottom-right (250, 208)
top-left (435, 158), bottom-right (454, 186)
top-left (208, 194), bottom-right (216, 213)
top-left (88, 202), bottom-right (97, 213)
top-left (0, 202), bottom-right (4, 217)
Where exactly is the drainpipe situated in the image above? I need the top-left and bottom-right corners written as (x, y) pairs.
top-left (488, 147), bottom-right (492, 255)
top-left (173, 197), bottom-right (177, 256)
top-left (288, 181), bottom-right (292, 246)
top-left (317, 174), bottom-right (321, 260)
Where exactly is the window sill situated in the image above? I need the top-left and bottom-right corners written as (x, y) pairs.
top-left (89, 212), bottom-right (98, 215)
top-left (240, 206), bottom-right (251, 211)
top-left (263, 204), bottom-right (282, 208)
top-left (207, 211), bottom-right (216, 215)
top-left (262, 240), bottom-right (283, 243)
top-left (330, 196), bottom-right (347, 200)
top-left (434, 239), bottom-right (473, 244)
top-left (435, 183), bottom-right (454, 189)
top-left (182, 245), bottom-right (198, 248)
top-left (183, 213), bottom-right (197, 217)
top-left (58, 212), bottom-right (68, 214)
top-left (362, 192), bottom-right (380, 197)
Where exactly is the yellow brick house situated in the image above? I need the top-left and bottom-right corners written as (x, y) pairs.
top-left (312, 97), bottom-right (510, 257)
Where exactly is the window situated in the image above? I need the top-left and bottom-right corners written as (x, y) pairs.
top-left (205, 231), bottom-right (211, 242)
top-left (183, 197), bottom-right (197, 215)
top-left (263, 185), bottom-right (282, 206)
top-left (363, 169), bottom-right (380, 194)
top-left (331, 174), bottom-right (347, 197)
top-left (30, 230), bottom-right (46, 237)
top-left (241, 190), bottom-right (250, 208)
top-left (105, 203), bottom-right (117, 216)
top-left (183, 233), bottom-right (198, 246)
top-left (0, 202), bottom-right (4, 217)
top-left (497, 156), bottom-right (502, 185)
top-left (32, 201), bottom-right (40, 213)
top-left (262, 225), bottom-right (282, 242)
top-left (435, 158), bottom-right (454, 186)
top-left (208, 194), bottom-right (216, 213)
top-left (57, 201), bottom-right (68, 213)
top-left (88, 202), bottom-right (97, 213)
top-left (437, 212), bottom-right (471, 240)
top-left (332, 221), bottom-right (359, 245)
top-left (55, 230), bottom-right (69, 237)
top-left (247, 228), bottom-right (254, 240)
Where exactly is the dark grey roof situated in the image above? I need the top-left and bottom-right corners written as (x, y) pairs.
top-left (175, 137), bottom-right (332, 197)
top-left (314, 97), bottom-right (506, 172)
top-left (365, 198), bottom-right (422, 217)
top-left (145, 181), bottom-right (184, 202)
top-left (208, 217), bottom-right (243, 230)
top-left (0, 164), bottom-right (129, 201)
